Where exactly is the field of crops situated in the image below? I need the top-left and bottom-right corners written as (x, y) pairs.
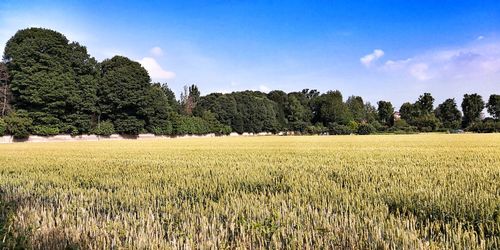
top-left (0, 134), bottom-right (499, 249)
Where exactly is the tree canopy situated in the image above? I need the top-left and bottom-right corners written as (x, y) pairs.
top-left (0, 28), bottom-right (498, 137)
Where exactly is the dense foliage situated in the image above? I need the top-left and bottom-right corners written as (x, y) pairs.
top-left (0, 28), bottom-right (498, 136)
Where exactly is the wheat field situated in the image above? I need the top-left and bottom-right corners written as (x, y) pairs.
top-left (0, 134), bottom-right (499, 249)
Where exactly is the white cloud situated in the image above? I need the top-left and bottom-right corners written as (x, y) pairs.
top-left (138, 57), bottom-right (176, 80)
top-left (360, 49), bottom-right (384, 67)
top-left (379, 40), bottom-right (500, 81)
top-left (384, 58), bottom-right (412, 71)
top-left (409, 63), bottom-right (431, 81)
top-left (150, 46), bottom-right (164, 57)
top-left (477, 36), bottom-right (485, 41)
top-left (259, 84), bottom-right (270, 93)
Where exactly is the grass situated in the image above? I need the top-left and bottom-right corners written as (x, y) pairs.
top-left (0, 134), bottom-right (499, 249)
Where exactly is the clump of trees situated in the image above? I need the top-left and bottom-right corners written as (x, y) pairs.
top-left (1, 28), bottom-right (228, 138)
top-left (0, 28), bottom-right (498, 138)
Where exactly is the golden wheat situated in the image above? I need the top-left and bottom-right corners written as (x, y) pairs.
top-left (0, 134), bottom-right (499, 249)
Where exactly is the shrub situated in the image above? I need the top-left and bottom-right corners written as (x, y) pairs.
top-left (357, 123), bottom-right (375, 135)
top-left (4, 112), bottom-right (33, 139)
top-left (32, 125), bottom-right (60, 136)
top-left (114, 115), bottom-right (145, 135)
top-left (289, 121), bottom-right (308, 133)
top-left (387, 125), bottom-right (418, 134)
top-left (0, 118), bottom-right (6, 136)
top-left (413, 114), bottom-right (440, 132)
top-left (149, 121), bottom-right (173, 136)
top-left (62, 125), bottom-right (80, 136)
top-left (202, 111), bottom-right (232, 135)
top-left (92, 121), bottom-right (115, 136)
top-left (370, 121), bottom-right (385, 132)
top-left (393, 119), bottom-right (409, 128)
top-left (328, 123), bottom-right (353, 135)
top-left (468, 120), bottom-right (498, 133)
top-left (305, 124), bottom-right (327, 135)
top-left (172, 115), bottom-right (209, 135)
top-left (348, 121), bottom-right (359, 131)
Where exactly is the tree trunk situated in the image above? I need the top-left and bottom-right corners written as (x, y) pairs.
top-left (1, 84), bottom-right (7, 117)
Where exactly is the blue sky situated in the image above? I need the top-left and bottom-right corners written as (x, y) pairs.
top-left (1, 0), bottom-right (499, 108)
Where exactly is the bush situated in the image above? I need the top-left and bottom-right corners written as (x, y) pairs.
top-left (289, 121), bottom-right (309, 133)
top-left (348, 120), bottom-right (359, 131)
top-left (149, 121), bottom-right (173, 136)
top-left (357, 123), bottom-right (375, 135)
top-left (305, 124), bottom-right (327, 135)
top-left (4, 112), bottom-right (33, 139)
top-left (61, 125), bottom-right (80, 136)
top-left (32, 125), bottom-right (59, 136)
top-left (219, 125), bottom-right (232, 135)
top-left (202, 111), bottom-right (232, 135)
top-left (370, 121), bottom-right (385, 132)
top-left (468, 120), bottom-right (498, 133)
top-left (172, 115), bottom-right (210, 135)
top-left (92, 121), bottom-right (115, 136)
top-left (0, 118), bottom-right (6, 136)
top-left (393, 119), bottom-right (409, 128)
top-left (387, 126), bottom-right (418, 134)
top-left (114, 115), bottom-right (145, 135)
top-left (413, 114), bottom-right (440, 132)
top-left (328, 123), bottom-right (353, 135)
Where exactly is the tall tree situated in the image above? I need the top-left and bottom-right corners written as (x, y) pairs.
top-left (66, 42), bottom-right (100, 133)
top-left (415, 93), bottom-right (434, 115)
top-left (363, 102), bottom-right (378, 123)
top-left (346, 96), bottom-right (365, 122)
top-left (377, 100), bottom-right (394, 125)
top-left (301, 89), bottom-right (320, 100)
top-left (0, 62), bottom-right (10, 117)
top-left (399, 102), bottom-right (415, 123)
top-left (434, 98), bottom-right (462, 129)
top-left (461, 93), bottom-right (485, 128)
top-left (267, 90), bottom-right (289, 129)
top-left (317, 90), bottom-right (351, 125)
top-left (3, 28), bottom-right (98, 134)
top-left (286, 95), bottom-right (310, 131)
top-left (486, 94), bottom-right (500, 119)
top-left (180, 84), bottom-right (200, 115)
top-left (160, 83), bottom-right (179, 112)
top-left (144, 83), bottom-right (173, 135)
top-left (98, 56), bottom-right (151, 134)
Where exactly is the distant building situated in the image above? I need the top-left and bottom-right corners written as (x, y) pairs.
top-left (393, 111), bottom-right (401, 121)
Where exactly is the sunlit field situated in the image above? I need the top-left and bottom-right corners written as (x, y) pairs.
top-left (0, 134), bottom-right (499, 249)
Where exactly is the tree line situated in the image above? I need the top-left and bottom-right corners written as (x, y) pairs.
top-left (0, 28), bottom-right (498, 138)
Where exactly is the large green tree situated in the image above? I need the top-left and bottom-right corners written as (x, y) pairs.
top-left (377, 100), bottom-right (394, 125)
top-left (180, 84), bottom-right (200, 115)
top-left (3, 28), bottom-right (98, 134)
top-left (415, 93), bottom-right (434, 115)
top-left (486, 94), bottom-right (499, 119)
top-left (0, 62), bottom-right (11, 117)
top-left (346, 95), bottom-right (365, 122)
top-left (97, 56), bottom-right (151, 134)
top-left (399, 102), bottom-right (415, 124)
top-left (161, 83), bottom-right (179, 112)
top-left (434, 98), bottom-right (462, 129)
top-left (316, 90), bottom-right (351, 125)
top-left (286, 95), bottom-right (310, 131)
top-left (144, 83), bottom-right (174, 135)
top-left (364, 102), bottom-right (378, 123)
top-left (461, 93), bottom-right (484, 128)
top-left (267, 90), bottom-right (289, 129)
